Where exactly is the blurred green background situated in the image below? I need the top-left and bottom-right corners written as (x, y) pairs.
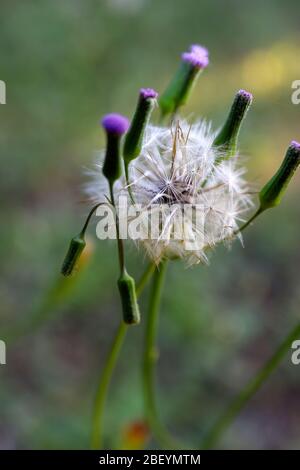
top-left (1, 0), bottom-right (300, 450)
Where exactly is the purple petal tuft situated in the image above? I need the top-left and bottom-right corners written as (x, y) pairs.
top-left (140, 88), bottom-right (158, 99)
top-left (101, 113), bottom-right (129, 135)
top-left (290, 140), bottom-right (300, 152)
top-left (238, 89), bottom-right (253, 102)
top-left (182, 44), bottom-right (209, 69)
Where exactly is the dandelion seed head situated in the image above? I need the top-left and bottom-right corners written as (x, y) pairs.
top-left (87, 118), bottom-right (253, 266)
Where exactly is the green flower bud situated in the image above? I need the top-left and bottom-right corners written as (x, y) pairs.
top-left (159, 45), bottom-right (209, 117)
top-left (259, 141), bottom-right (300, 211)
top-left (123, 88), bottom-right (158, 164)
top-left (118, 271), bottom-right (140, 325)
top-left (61, 234), bottom-right (86, 277)
top-left (213, 90), bottom-right (253, 158)
top-left (101, 113), bottom-right (129, 184)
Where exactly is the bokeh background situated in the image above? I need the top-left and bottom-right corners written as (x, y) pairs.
top-left (1, 0), bottom-right (300, 450)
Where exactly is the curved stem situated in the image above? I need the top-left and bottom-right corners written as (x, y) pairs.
top-left (201, 321), bottom-right (300, 449)
top-left (235, 207), bottom-right (263, 235)
top-left (142, 261), bottom-right (183, 449)
top-left (90, 261), bottom-right (155, 450)
top-left (80, 203), bottom-right (104, 237)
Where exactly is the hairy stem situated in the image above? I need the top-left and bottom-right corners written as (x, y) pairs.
top-left (90, 261), bottom-right (155, 450)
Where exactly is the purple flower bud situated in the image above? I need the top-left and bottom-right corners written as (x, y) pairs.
top-left (259, 140), bottom-right (300, 210)
top-left (159, 44), bottom-right (209, 116)
top-left (190, 44), bottom-right (208, 55)
top-left (123, 88), bottom-right (158, 164)
top-left (101, 113), bottom-right (129, 183)
top-left (101, 113), bottom-right (129, 135)
top-left (182, 44), bottom-right (209, 69)
top-left (237, 89), bottom-right (253, 102)
top-left (140, 88), bottom-right (158, 100)
top-left (290, 140), bottom-right (300, 152)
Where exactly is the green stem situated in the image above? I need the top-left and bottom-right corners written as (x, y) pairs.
top-left (124, 162), bottom-right (135, 205)
top-left (91, 321), bottom-right (127, 450)
top-left (136, 262), bottom-right (156, 297)
top-left (80, 203), bottom-right (104, 237)
top-left (142, 261), bottom-right (182, 449)
top-left (109, 182), bottom-right (125, 274)
top-left (201, 321), bottom-right (300, 449)
top-left (235, 207), bottom-right (263, 235)
top-left (90, 261), bottom-right (155, 450)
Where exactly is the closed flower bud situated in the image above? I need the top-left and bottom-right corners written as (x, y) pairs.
top-left (101, 113), bottom-right (129, 184)
top-left (159, 44), bottom-right (209, 117)
top-left (61, 234), bottom-right (86, 277)
top-left (259, 141), bottom-right (300, 211)
top-left (123, 88), bottom-right (158, 164)
top-left (213, 89), bottom-right (253, 158)
top-left (118, 271), bottom-right (140, 325)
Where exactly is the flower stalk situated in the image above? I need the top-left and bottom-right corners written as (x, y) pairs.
top-left (91, 262), bottom-right (155, 450)
top-left (142, 261), bottom-right (182, 449)
top-left (61, 203), bottom-right (102, 277)
top-left (101, 113), bottom-right (141, 325)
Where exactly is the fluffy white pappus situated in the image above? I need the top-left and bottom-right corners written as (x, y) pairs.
top-left (85, 119), bottom-right (254, 266)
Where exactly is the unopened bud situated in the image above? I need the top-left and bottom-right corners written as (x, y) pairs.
top-left (101, 113), bottom-right (129, 184)
top-left (259, 141), bottom-right (300, 210)
top-left (61, 234), bottom-right (86, 277)
top-left (213, 89), bottom-right (253, 158)
top-left (159, 44), bottom-right (209, 117)
top-left (123, 88), bottom-right (158, 164)
top-left (118, 271), bottom-right (140, 325)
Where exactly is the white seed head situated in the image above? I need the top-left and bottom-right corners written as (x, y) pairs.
top-left (86, 119), bottom-right (253, 266)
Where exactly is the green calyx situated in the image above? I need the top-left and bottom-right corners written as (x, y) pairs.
top-left (118, 270), bottom-right (140, 325)
top-left (159, 62), bottom-right (200, 117)
top-left (213, 90), bottom-right (253, 161)
top-left (123, 95), bottom-right (156, 164)
top-left (61, 234), bottom-right (86, 277)
top-left (259, 142), bottom-right (300, 211)
top-left (102, 133), bottom-right (122, 184)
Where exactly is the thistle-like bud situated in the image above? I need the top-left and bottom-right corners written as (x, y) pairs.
top-left (159, 44), bottom-right (209, 117)
top-left (213, 89), bottom-right (253, 157)
top-left (123, 88), bottom-right (158, 164)
top-left (101, 113), bottom-right (129, 184)
top-left (259, 141), bottom-right (300, 211)
top-left (118, 270), bottom-right (140, 325)
top-left (61, 233), bottom-right (86, 277)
